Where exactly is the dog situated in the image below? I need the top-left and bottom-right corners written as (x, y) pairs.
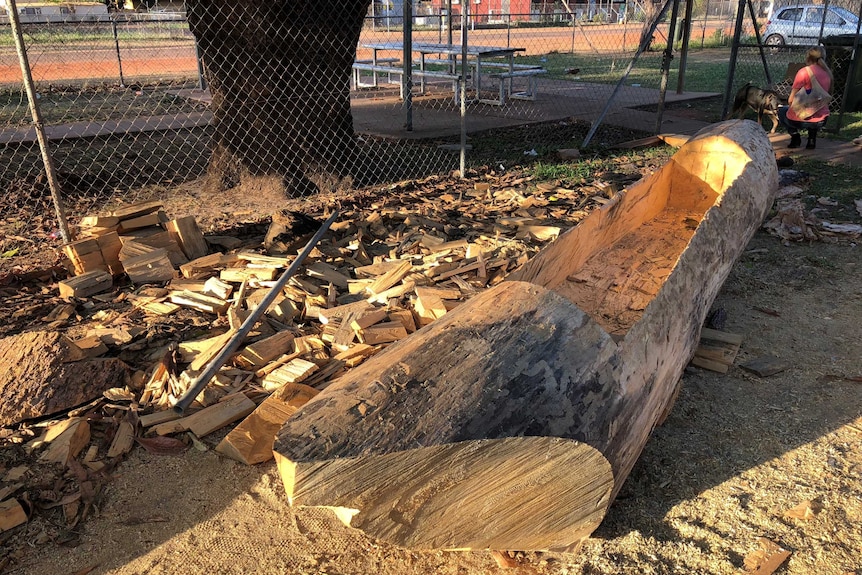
top-left (731, 82), bottom-right (780, 134)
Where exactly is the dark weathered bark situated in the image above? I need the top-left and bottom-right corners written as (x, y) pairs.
top-left (186, 0), bottom-right (372, 195)
top-left (0, 331), bottom-right (129, 426)
top-left (273, 121), bottom-right (778, 551)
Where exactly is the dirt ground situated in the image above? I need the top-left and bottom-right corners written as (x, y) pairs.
top-left (2, 142), bottom-right (862, 575)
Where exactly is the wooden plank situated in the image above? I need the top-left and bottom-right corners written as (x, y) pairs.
top-left (350, 307), bottom-right (389, 331)
top-left (215, 383), bottom-right (319, 465)
top-left (203, 277), bottom-right (234, 300)
top-left (69, 335), bottom-right (108, 358)
top-left (365, 260), bottom-right (412, 296)
top-left (123, 249), bottom-right (175, 284)
top-left (220, 267), bottom-right (278, 283)
top-left (180, 252), bottom-right (230, 279)
top-left (740, 355), bottom-right (789, 377)
top-left (306, 261), bottom-right (351, 288)
top-left (151, 393), bottom-right (256, 437)
top-left (139, 409), bottom-right (182, 428)
top-left (109, 199), bottom-right (164, 220)
top-left (743, 538), bottom-right (792, 575)
top-left (0, 498), bottom-right (27, 532)
top-left (235, 331), bottom-right (296, 369)
top-left (169, 290), bottom-right (229, 314)
top-left (261, 358), bottom-right (320, 390)
top-left (117, 210), bottom-right (168, 233)
top-left (414, 288), bottom-right (447, 324)
top-left (118, 239), bottom-right (158, 261)
top-left (96, 231), bottom-right (123, 276)
top-left (165, 216), bottom-right (209, 260)
top-left (58, 269), bottom-right (113, 299)
top-left (63, 238), bottom-right (106, 275)
top-left (387, 308), bottom-right (417, 333)
top-left (357, 321), bottom-right (408, 345)
top-left (699, 327), bottom-right (744, 346)
top-left (107, 417), bottom-right (136, 458)
top-left (39, 418), bottom-right (90, 465)
top-left (366, 280), bottom-right (415, 305)
top-left (188, 330), bottom-right (236, 371)
top-left (80, 214), bottom-right (120, 228)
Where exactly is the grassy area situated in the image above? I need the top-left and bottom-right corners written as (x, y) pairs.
top-left (0, 82), bottom-right (207, 125)
top-left (792, 157), bottom-right (862, 206)
top-left (0, 22), bottom-right (192, 48)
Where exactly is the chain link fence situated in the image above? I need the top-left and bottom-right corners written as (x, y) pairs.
top-left (1, 0), bottom-right (743, 272)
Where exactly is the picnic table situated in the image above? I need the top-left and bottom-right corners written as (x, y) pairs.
top-left (355, 41), bottom-right (545, 105)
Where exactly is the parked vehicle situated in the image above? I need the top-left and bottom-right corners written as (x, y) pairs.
top-left (764, 4), bottom-right (860, 47)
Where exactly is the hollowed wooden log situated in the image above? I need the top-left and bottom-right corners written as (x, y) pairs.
top-left (273, 120), bottom-right (778, 551)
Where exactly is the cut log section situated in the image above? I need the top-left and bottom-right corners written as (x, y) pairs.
top-left (275, 436), bottom-right (612, 550)
top-left (273, 121), bottom-right (779, 551)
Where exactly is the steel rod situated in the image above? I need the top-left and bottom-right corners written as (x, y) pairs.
top-left (173, 210), bottom-right (340, 414)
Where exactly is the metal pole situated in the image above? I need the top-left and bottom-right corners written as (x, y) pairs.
top-left (111, 16), bottom-right (126, 87)
top-left (7, 0), bottom-right (72, 243)
top-left (833, 1), bottom-right (862, 132)
top-left (655, 0), bottom-right (681, 133)
top-left (194, 39), bottom-right (207, 91)
top-left (173, 211), bottom-right (340, 414)
top-left (460, 0), bottom-right (469, 178)
top-left (676, 0), bottom-right (694, 93)
top-left (447, 0), bottom-right (453, 45)
top-left (403, 0), bottom-right (413, 131)
top-left (720, 0), bottom-right (747, 119)
top-left (746, 0), bottom-right (772, 86)
top-left (582, 0), bottom-right (674, 147)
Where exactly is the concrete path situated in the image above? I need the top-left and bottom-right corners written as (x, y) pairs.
top-left (3, 82), bottom-right (861, 167)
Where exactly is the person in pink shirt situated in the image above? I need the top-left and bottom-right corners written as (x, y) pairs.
top-left (778, 46), bottom-right (834, 149)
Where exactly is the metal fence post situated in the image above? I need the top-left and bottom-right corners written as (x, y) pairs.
top-left (721, 0), bottom-right (747, 119)
top-left (403, 0), bottom-right (413, 131)
top-left (111, 15), bottom-right (126, 88)
top-left (7, 0), bottom-right (72, 243)
top-left (460, 0), bottom-right (468, 179)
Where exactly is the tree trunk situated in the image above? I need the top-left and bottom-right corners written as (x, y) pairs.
top-left (186, 0), bottom-right (372, 196)
top-left (273, 121), bottom-right (778, 550)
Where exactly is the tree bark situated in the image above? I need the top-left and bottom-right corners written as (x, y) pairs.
top-left (186, 0), bottom-right (372, 195)
top-left (273, 120), bottom-right (778, 551)
top-left (0, 331), bottom-right (129, 426)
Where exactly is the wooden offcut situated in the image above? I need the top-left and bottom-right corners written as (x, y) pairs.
top-left (110, 199), bottom-right (164, 220)
top-left (63, 237), bottom-right (106, 275)
top-left (123, 248), bottom-right (175, 284)
top-left (216, 383), bottom-right (318, 465)
top-left (58, 269), bottom-right (113, 299)
top-left (235, 331), bottom-right (296, 369)
top-left (166, 215), bottom-right (209, 260)
top-left (691, 328), bottom-right (743, 373)
top-left (39, 418), bottom-right (91, 465)
top-left (151, 393), bottom-right (256, 437)
top-left (274, 121), bottom-right (778, 551)
top-left (0, 498), bottom-right (27, 532)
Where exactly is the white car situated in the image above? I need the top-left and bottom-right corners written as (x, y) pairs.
top-left (764, 4), bottom-right (860, 47)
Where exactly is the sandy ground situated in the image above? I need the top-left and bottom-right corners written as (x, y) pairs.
top-left (3, 226), bottom-right (860, 575)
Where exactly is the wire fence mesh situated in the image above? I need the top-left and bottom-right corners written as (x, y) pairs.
top-left (0, 0), bottom-right (795, 273)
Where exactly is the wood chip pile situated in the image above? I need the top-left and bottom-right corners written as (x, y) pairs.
top-left (1, 173), bottom-right (626, 532)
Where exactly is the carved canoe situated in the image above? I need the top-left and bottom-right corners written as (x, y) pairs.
top-left (273, 120), bottom-right (778, 551)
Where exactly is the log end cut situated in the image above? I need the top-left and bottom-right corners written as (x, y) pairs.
top-left (275, 436), bottom-right (614, 551)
